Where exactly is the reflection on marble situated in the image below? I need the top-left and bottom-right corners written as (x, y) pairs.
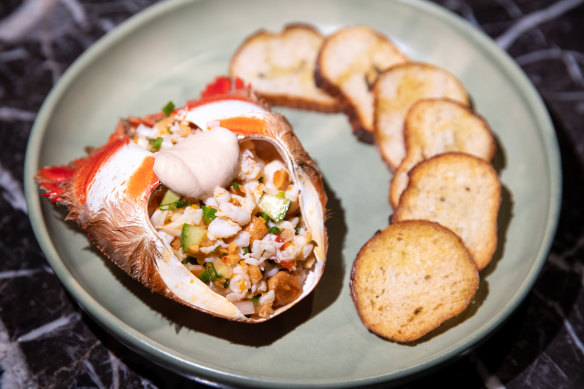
top-left (1, 0), bottom-right (583, 388)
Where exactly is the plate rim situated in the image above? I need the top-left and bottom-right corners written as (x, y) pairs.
top-left (24, 0), bottom-right (562, 387)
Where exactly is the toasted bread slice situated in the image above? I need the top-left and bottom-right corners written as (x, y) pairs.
top-left (393, 153), bottom-right (501, 270)
top-left (373, 63), bottom-right (469, 170)
top-left (350, 220), bottom-right (479, 342)
top-left (389, 98), bottom-right (496, 208)
top-left (229, 24), bottom-right (341, 113)
top-left (314, 25), bottom-right (408, 142)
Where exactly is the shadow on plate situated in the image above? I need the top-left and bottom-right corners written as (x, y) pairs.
top-left (481, 183), bottom-right (513, 278)
top-left (479, 130), bottom-right (513, 278)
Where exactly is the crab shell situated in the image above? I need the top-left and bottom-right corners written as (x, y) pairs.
top-left (36, 88), bottom-right (328, 323)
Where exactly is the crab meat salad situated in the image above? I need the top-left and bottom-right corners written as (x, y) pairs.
top-left (35, 77), bottom-right (328, 322)
top-left (146, 137), bottom-right (316, 319)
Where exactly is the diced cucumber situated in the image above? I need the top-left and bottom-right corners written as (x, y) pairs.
top-left (160, 189), bottom-right (181, 206)
top-left (181, 224), bottom-right (207, 253)
top-left (258, 194), bottom-right (290, 223)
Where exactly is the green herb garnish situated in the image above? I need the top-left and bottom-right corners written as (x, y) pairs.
top-left (251, 296), bottom-right (259, 305)
top-left (277, 191), bottom-right (286, 199)
top-left (181, 257), bottom-right (197, 265)
top-left (198, 262), bottom-right (219, 283)
top-left (243, 246), bottom-right (250, 255)
top-left (160, 200), bottom-right (189, 211)
top-left (231, 181), bottom-right (240, 191)
top-left (268, 226), bottom-right (281, 235)
top-left (202, 205), bottom-right (217, 224)
top-left (149, 137), bottom-right (163, 151)
top-left (258, 176), bottom-right (264, 183)
top-left (162, 101), bottom-right (175, 116)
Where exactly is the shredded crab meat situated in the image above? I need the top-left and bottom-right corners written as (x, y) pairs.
top-left (141, 117), bottom-right (317, 319)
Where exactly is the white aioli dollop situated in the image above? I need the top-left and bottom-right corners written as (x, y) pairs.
top-left (153, 127), bottom-right (239, 199)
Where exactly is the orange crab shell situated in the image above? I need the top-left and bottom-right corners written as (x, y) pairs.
top-left (36, 81), bottom-right (328, 323)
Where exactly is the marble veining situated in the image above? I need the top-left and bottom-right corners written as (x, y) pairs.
top-left (0, 0), bottom-right (583, 388)
top-left (0, 162), bottom-right (26, 213)
top-left (0, 319), bottom-right (35, 388)
top-left (495, 0), bottom-right (583, 49)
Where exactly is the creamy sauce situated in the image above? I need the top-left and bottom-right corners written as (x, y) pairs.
top-left (153, 127), bottom-right (239, 199)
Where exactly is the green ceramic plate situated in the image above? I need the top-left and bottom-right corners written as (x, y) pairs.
top-left (25, 0), bottom-right (561, 387)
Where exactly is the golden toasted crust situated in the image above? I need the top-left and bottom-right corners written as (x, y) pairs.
top-left (373, 62), bottom-right (469, 170)
top-left (230, 24), bottom-right (341, 113)
top-left (314, 25), bottom-right (408, 143)
top-left (393, 152), bottom-right (501, 270)
top-left (389, 98), bottom-right (496, 208)
top-left (350, 220), bottom-right (479, 342)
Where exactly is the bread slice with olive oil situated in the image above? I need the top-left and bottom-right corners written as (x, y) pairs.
top-left (230, 24), bottom-right (341, 112)
top-left (350, 220), bottom-right (479, 342)
top-left (314, 25), bottom-right (408, 142)
top-left (392, 152), bottom-right (501, 270)
top-left (373, 63), bottom-right (469, 170)
top-left (389, 98), bottom-right (496, 208)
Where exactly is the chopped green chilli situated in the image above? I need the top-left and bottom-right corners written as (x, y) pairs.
top-left (149, 137), bottom-right (163, 151)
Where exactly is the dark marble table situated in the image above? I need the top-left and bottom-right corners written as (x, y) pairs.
top-left (1, 0), bottom-right (583, 388)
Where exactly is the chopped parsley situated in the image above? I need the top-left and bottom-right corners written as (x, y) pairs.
top-left (260, 212), bottom-right (270, 224)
